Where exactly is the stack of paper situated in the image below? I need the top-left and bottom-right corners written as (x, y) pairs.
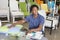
top-left (26, 32), bottom-right (43, 40)
top-left (0, 26), bottom-right (9, 33)
top-left (0, 24), bottom-right (24, 36)
top-left (32, 32), bottom-right (43, 40)
top-left (15, 25), bottom-right (23, 29)
top-left (7, 27), bottom-right (20, 36)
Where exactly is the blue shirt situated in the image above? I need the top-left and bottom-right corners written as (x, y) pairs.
top-left (25, 14), bottom-right (44, 29)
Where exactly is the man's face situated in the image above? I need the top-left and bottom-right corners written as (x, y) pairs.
top-left (31, 7), bottom-right (38, 15)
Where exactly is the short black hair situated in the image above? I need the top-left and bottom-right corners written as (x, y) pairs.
top-left (30, 5), bottom-right (39, 12)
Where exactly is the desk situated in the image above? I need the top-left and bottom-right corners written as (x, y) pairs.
top-left (46, 17), bottom-right (58, 34)
top-left (0, 34), bottom-right (48, 40)
top-left (0, 24), bottom-right (48, 40)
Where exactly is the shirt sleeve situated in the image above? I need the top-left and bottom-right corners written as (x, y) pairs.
top-left (39, 16), bottom-right (44, 25)
top-left (25, 16), bottom-right (30, 22)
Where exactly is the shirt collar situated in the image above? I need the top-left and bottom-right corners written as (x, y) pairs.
top-left (31, 13), bottom-right (40, 18)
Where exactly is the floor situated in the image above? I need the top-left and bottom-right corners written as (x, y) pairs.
top-left (45, 26), bottom-right (60, 40)
top-left (0, 23), bottom-right (60, 40)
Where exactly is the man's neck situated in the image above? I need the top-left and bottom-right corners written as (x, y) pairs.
top-left (33, 14), bottom-right (38, 18)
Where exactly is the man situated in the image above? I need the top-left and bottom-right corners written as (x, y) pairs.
top-left (9, 5), bottom-right (48, 40)
top-left (10, 5), bottom-right (44, 33)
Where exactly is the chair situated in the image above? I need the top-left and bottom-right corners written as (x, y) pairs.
top-left (35, 0), bottom-right (44, 5)
top-left (46, 16), bottom-right (59, 34)
top-left (38, 10), bottom-right (46, 36)
top-left (19, 2), bottom-right (30, 16)
top-left (41, 4), bottom-right (50, 13)
top-left (41, 4), bottom-right (59, 35)
top-left (28, 0), bottom-right (36, 4)
top-left (48, 1), bottom-right (55, 9)
top-left (9, 0), bottom-right (24, 23)
top-left (28, 0), bottom-right (33, 3)
top-left (47, 1), bottom-right (55, 17)
top-left (19, 0), bottom-right (25, 2)
top-left (27, 0), bottom-right (37, 12)
top-left (0, 0), bottom-right (10, 22)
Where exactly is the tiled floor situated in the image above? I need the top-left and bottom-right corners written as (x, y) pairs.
top-left (0, 23), bottom-right (60, 40)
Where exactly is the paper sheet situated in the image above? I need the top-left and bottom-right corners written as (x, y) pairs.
top-left (26, 32), bottom-right (43, 40)
top-left (0, 24), bottom-right (24, 36)
top-left (0, 26), bottom-right (9, 33)
top-left (15, 25), bottom-right (23, 29)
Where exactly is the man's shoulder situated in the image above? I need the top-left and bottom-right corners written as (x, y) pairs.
top-left (38, 14), bottom-right (44, 19)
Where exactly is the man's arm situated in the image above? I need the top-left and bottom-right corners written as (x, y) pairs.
top-left (35, 25), bottom-right (43, 31)
top-left (9, 16), bottom-right (30, 28)
top-left (15, 20), bottom-right (26, 24)
top-left (29, 25), bottom-right (43, 33)
top-left (9, 19), bottom-right (26, 28)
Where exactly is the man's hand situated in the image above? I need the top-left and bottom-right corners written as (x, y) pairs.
top-left (28, 25), bottom-right (43, 33)
top-left (28, 29), bottom-right (36, 33)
